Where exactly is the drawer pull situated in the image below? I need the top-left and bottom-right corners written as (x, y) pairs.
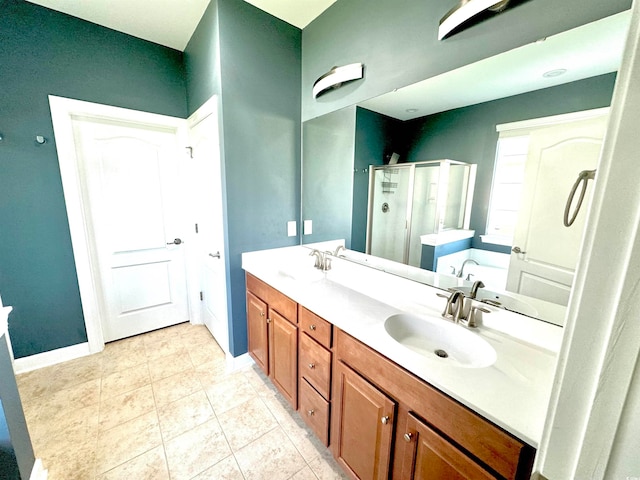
top-left (307, 409), bottom-right (315, 416)
top-left (381, 415), bottom-right (390, 425)
top-left (308, 363), bottom-right (316, 369)
top-left (404, 433), bottom-right (413, 442)
top-left (309, 324), bottom-right (317, 331)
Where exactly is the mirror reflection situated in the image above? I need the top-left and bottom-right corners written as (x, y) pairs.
top-left (301, 12), bottom-right (630, 326)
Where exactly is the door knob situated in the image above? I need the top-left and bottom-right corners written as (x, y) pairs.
top-left (511, 246), bottom-right (526, 254)
top-left (209, 251), bottom-right (221, 259)
top-left (167, 238), bottom-right (183, 245)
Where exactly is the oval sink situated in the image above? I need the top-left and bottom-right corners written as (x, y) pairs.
top-left (384, 313), bottom-right (496, 368)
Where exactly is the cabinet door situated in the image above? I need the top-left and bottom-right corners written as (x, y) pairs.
top-left (269, 308), bottom-right (298, 408)
top-left (247, 291), bottom-right (269, 375)
top-left (332, 361), bottom-right (395, 480)
top-left (401, 413), bottom-right (497, 480)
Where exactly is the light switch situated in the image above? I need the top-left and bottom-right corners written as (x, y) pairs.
top-left (304, 220), bottom-right (313, 235)
top-left (287, 221), bottom-right (297, 237)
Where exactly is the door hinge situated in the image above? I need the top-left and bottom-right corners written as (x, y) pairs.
top-left (199, 291), bottom-right (204, 301)
top-left (186, 146), bottom-right (193, 158)
top-left (195, 223), bottom-right (199, 234)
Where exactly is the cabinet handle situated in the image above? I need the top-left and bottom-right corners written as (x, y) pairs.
top-left (381, 415), bottom-right (390, 425)
top-left (404, 433), bottom-right (413, 442)
top-left (260, 312), bottom-right (265, 317)
top-left (266, 318), bottom-right (271, 324)
top-left (308, 363), bottom-right (315, 369)
top-left (307, 409), bottom-right (315, 416)
top-left (309, 324), bottom-right (317, 331)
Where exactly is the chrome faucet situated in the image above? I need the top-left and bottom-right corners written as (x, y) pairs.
top-left (441, 290), bottom-right (465, 323)
top-left (333, 245), bottom-right (346, 257)
top-left (469, 280), bottom-right (485, 299)
top-left (309, 249), bottom-right (323, 269)
top-left (438, 288), bottom-right (490, 327)
top-left (456, 259), bottom-right (479, 278)
top-left (322, 251), bottom-right (332, 271)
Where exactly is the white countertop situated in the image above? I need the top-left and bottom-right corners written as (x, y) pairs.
top-left (242, 245), bottom-right (562, 447)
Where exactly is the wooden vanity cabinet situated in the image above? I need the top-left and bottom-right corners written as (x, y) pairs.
top-left (245, 275), bottom-right (535, 480)
top-left (333, 328), bottom-right (535, 480)
top-left (400, 412), bottom-right (497, 480)
top-left (246, 274), bottom-right (298, 408)
top-left (298, 306), bottom-right (334, 446)
top-left (332, 360), bottom-right (396, 480)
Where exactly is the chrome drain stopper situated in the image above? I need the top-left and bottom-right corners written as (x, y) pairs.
top-left (434, 349), bottom-right (449, 358)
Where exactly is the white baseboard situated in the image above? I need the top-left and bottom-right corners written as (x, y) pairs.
top-left (13, 342), bottom-right (92, 375)
top-left (225, 352), bottom-right (253, 373)
top-left (30, 458), bottom-right (48, 480)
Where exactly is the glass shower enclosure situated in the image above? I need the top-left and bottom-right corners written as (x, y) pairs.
top-left (366, 160), bottom-right (476, 267)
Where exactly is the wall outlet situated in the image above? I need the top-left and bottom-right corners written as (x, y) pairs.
top-left (287, 221), bottom-right (297, 237)
top-left (304, 220), bottom-right (313, 235)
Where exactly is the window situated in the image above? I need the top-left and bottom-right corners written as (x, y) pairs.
top-left (484, 135), bottom-right (529, 245)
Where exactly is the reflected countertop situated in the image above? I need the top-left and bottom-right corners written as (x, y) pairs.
top-left (242, 244), bottom-right (562, 447)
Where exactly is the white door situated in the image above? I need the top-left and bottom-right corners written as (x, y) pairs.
top-left (506, 115), bottom-right (608, 305)
top-left (188, 101), bottom-right (229, 354)
top-left (71, 117), bottom-right (190, 342)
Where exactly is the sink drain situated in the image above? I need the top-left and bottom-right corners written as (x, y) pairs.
top-left (434, 349), bottom-right (449, 359)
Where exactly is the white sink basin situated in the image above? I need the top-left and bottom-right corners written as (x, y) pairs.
top-left (279, 264), bottom-right (325, 282)
top-left (384, 313), bottom-right (497, 369)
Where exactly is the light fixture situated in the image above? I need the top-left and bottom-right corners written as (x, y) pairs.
top-left (543, 68), bottom-right (567, 78)
top-left (439, 0), bottom-right (512, 40)
top-left (312, 63), bottom-right (364, 99)
top-left (406, 108), bottom-right (419, 113)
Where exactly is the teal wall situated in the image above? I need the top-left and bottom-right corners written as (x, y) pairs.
top-left (0, 0), bottom-right (187, 358)
top-left (302, 0), bottom-right (630, 121)
top-left (184, 0), bottom-right (221, 113)
top-left (302, 106), bottom-right (356, 247)
top-left (185, 0), bottom-right (302, 356)
top-left (352, 108), bottom-right (397, 252)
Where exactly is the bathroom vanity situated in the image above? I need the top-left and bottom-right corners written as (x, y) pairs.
top-left (0, 303), bottom-right (37, 480)
top-left (242, 245), bottom-right (561, 480)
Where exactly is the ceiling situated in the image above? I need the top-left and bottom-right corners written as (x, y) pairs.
top-left (24, 1), bottom-right (629, 120)
top-left (361, 10), bottom-right (630, 121)
top-left (25, 0), bottom-right (336, 50)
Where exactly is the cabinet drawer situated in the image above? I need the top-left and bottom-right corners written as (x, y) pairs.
top-left (299, 306), bottom-right (332, 348)
top-left (299, 378), bottom-right (330, 446)
top-left (299, 332), bottom-right (332, 399)
top-left (246, 273), bottom-right (297, 322)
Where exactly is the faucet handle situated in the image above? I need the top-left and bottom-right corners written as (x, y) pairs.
top-left (466, 305), bottom-right (490, 328)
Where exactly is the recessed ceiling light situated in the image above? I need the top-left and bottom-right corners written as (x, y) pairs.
top-left (543, 68), bottom-right (568, 78)
top-left (406, 108), bottom-right (419, 113)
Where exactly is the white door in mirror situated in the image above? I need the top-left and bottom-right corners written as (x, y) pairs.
top-left (506, 114), bottom-right (608, 305)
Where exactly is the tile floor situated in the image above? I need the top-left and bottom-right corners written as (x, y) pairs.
top-left (15, 322), bottom-right (348, 480)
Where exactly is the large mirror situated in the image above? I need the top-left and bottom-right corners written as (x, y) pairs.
top-left (301, 11), bottom-right (630, 326)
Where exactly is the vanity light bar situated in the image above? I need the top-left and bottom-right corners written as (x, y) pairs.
top-left (312, 63), bottom-right (364, 99)
top-left (438, 0), bottom-right (510, 40)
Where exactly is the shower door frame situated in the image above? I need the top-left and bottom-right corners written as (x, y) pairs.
top-left (365, 159), bottom-right (472, 265)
